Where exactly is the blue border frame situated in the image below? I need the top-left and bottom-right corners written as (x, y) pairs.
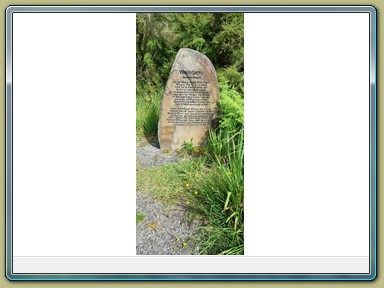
top-left (5, 5), bottom-right (377, 281)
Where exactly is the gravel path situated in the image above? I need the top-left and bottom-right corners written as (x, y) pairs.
top-left (136, 141), bottom-right (180, 167)
top-left (136, 140), bottom-right (201, 255)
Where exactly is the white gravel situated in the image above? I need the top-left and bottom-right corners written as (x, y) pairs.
top-left (136, 141), bottom-right (180, 167)
top-left (136, 191), bottom-right (201, 255)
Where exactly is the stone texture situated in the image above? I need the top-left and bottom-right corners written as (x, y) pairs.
top-left (158, 48), bottom-right (219, 151)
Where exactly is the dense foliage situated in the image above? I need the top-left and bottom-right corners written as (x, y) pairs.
top-left (137, 13), bottom-right (243, 88)
top-left (137, 13), bottom-right (244, 255)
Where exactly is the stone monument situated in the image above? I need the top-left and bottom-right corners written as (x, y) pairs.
top-left (158, 48), bottom-right (219, 151)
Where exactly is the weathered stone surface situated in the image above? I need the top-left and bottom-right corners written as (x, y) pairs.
top-left (158, 48), bottom-right (219, 151)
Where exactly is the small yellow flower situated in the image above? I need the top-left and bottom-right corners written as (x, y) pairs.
top-left (194, 173), bottom-right (198, 177)
top-left (194, 191), bottom-right (198, 196)
top-left (186, 183), bottom-right (190, 188)
top-left (183, 242), bottom-right (187, 247)
top-left (186, 201), bottom-right (190, 205)
top-left (228, 171), bottom-right (232, 176)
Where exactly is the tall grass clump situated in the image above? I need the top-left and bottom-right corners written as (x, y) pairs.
top-left (184, 80), bottom-right (244, 255)
top-left (136, 83), bottom-right (162, 137)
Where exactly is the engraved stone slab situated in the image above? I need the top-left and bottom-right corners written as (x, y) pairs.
top-left (158, 48), bottom-right (219, 151)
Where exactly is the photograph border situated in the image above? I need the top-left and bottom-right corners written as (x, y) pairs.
top-left (5, 5), bottom-right (377, 281)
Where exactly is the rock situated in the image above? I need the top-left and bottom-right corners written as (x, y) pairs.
top-left (158, 48), bottom-right (219, 151)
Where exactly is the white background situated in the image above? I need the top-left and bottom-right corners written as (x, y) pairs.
top-left (12, 12), bottom-right (370, 272)
top-left (244, 13), bottom-right (370, 257)
top-left (13, 13), bottom-right (136, 256)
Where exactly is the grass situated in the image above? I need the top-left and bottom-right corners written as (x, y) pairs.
top-left (180, 139), bottom-right (205, 156)
top-left (178, 81), bottom-right (244, 254)
top-left (136, 84), bottom-right (162, 137)
top-left (181, 139), bottom-right (196, 154)
top-left (136, 212), bottom-right (145, 224)
top-left (181, 128), bottom-right (244, 254)
top-left (136, 160), bottom-right (188, 205)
